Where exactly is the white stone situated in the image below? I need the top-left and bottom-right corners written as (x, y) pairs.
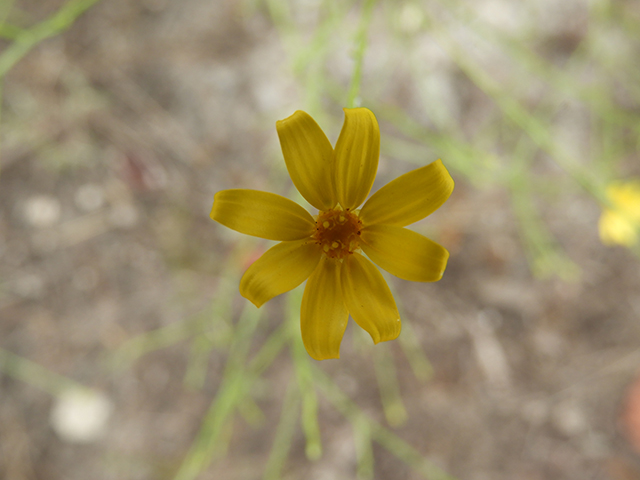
top-left (23, 195), bottom-right (61, 228)
top-left (50, 388), bottom-right (112, 443)
top-left (551, 400), bottom-right (588, 436)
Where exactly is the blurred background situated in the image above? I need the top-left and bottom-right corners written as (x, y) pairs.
top-left (2, 0), bottom-right (640, 479)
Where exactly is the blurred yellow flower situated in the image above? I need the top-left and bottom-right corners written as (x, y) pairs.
top-left (599, 181), bottom-right (640, 247)
top-left (211, 108), bottom-right (454, 360)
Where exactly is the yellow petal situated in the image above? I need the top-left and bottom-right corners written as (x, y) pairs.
top-left (276, 111), bottom-right (337, 211)
top-left (240, 240), bottom-right (322, 307)
top-left (341, 254), bottom-right (400, 344)
top-left (334, 108), bottom-right (380, 210)
top-left (360, 224), bottom-right (449, 282)
top-left (359, 159), bottom-right (454, 227)
top-left (300, 257), bottom-right (349, 360)
top-left (211, 189), bottom-right (315, 241)
top-left (599, 210), bottom-right (638, 246)
top-left (606, 181), bottom-right (640, 220)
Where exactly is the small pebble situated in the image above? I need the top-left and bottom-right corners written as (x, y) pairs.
top-left (552, 400), bottom-right (588, 436)
top-left (23, 195), bottom-right (61, 227)
top-left (50, 388), bottom-right (112, 443)
top-left (75, 184), bottom-right (105, 212)
top-left (13, 273), bottom-right (45, 299)
top-left (108, 204), bottom-right (139, 228)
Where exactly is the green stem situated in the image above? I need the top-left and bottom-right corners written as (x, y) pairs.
top-left (315, 366), bottom-right (457, 480)
top-left (263, 381), bottom-right (300, 480)
top-left (0, 0), bottom-right (102, 79)
top-left (288, 288), bottom-right (323, 460)
top-left (346, 0), bottom-right (376, 108)
top-left (373, 343), bottom-right (408, 426)
top-left (0, 347), bottom-right (86, 396)
top-left (173, 304), bottom-right (263, 480)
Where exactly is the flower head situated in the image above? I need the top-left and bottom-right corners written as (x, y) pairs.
top-left (211, 108), bottom-right (454, 360)
top-left (599, 180), bottom-right (640, 247)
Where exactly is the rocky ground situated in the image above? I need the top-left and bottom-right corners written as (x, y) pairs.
top-left (2, 1), bottom-right (640, 479)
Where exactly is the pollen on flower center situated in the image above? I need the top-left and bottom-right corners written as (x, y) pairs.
top-left (313, 207), bottom-right (362, 259)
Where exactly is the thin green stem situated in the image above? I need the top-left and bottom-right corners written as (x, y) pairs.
top-left (346, 0), bottom-right (376, 108)
top-left (0, 0), bottom-right (16, 26)
top-left (422, 13), bottom-right (606, 203)
top-left (263, 381), bottom-right (300, 480)
top-left (0, 347), bottom-right (86, 396)
top-left (393, 302), bottom-right (433, 382)
top-left (0, 0), bottom-right (102, 79)
top-left (109, 275), bottom-right (237, 371)
top-left (315, 366), bottom-right (457, 480)
top-left (0, 0), bottom-right (102, 178)
top-left (288, 288), bottom-right (323, 460)
top-left (173, 315), bottom-right (289, 480)
top-left (373, 343), bottom-right (408, 426)
top-left (173, 303), bottom-right (263, 480)
top-left (354, 418), bottom-right (374, 479)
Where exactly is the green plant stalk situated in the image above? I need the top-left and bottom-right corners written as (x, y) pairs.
top-left (0, 347), bottom-right (86, 396)
top-left (237, 396), bottom-right (265, 427)
top-left (375, 104), bottom-right (501, 185)
top-left (427, 0), bottom-right (640, 133)
top-left (173, 315), bottom-right (290, 480)
top-left (263, 381), bottom-right (301, 480)
top-left (0, 0), bottom-right (16, 34)
top-left (0, 0), bottom-right (101, 177)
top-left (184, 335), bottom-right (215, 390)
top-left (174, 303), bottom-right (263, 480)
top-left (346, 0), bottom-right (376, 108)
top-left (0, 23), bottom-right (21, 39)
top-left (397, 318), bottom-right (433, 382)
top-left (183, 276), bottom-right (237, 389)
top-left (110, 275), bottom-right (237, 371)
top-left (423, 16), bottom-right (606, 204)
top-left (510, 174), bottom-right (581, 279)
top-left (109, 310), bottom-right (219, 370)
top-left (587, 2), bottom-right (640, 107)
top-left (247, 323), bottom-right (291, 376)
top-left (173, 369), bottom-right (244, 480)
top-left (295, 2), bottom-right (348, 116)
top-left (0, 0), bottom-right (102, 78)
top-left (373, 343), bottom-right (408, 427)
top-left (353, 418), bottom-right (374, 480)
top-left (266, 0), bottom-right (352, 117)
top-left (288, 288), bottom-right (323, 460)
top-left (384, 289), bottom-right (434, 383)
top-left (0, 0), bottom-right (14, 18)
top-left (508, 135), bottom-right (580, 279)
top-left (0, 0), bottom-right (14, 172)
top-left (315, 366), bottom-right (457, 480)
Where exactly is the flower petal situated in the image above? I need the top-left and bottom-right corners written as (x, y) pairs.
top-left (360, 224), bottom-right (449, 282)
top-left (211, 189), bottom-right (315, 241)
top-left (341, 253), bottom-right (400, 344)
top-left (599, 210), bottom-right (638, 246)
top-left (334, 108), bottom-right (380, 210)
top-left (359, 159), bottom-right (454, 227)
top-left (300, 257), bottom-right (349, 360)
top-left (276, 111), bottom-right (337, 210)
top-left (240, 240), bottom-right (322, 307)
top-left (607, 181), bottom-right (640, 220)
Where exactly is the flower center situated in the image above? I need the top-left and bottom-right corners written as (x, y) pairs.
top-left (313, 207), bottom-right (362, 259)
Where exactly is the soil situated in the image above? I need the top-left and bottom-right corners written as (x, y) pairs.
top-left (2, 1), bottom-right (640, 479)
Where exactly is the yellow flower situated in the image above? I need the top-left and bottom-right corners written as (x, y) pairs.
top-left (211, 108), bottom-right (454, 360)
top-left (599, 180), bottom-right (640, 247)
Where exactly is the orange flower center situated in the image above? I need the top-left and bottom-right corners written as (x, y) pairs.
top-left (313, 208), bottom-right (362, 259)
